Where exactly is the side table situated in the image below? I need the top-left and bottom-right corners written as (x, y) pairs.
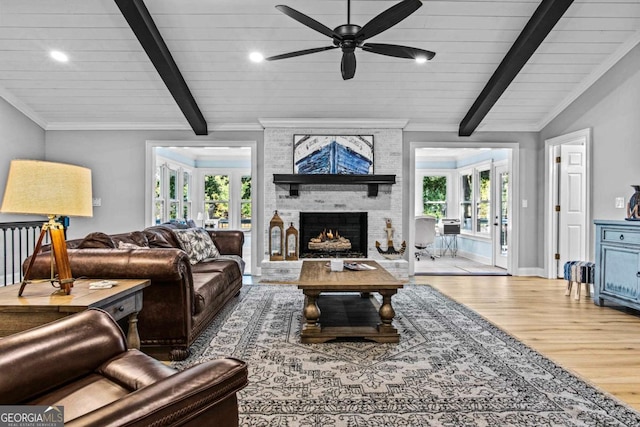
top-left (0, 278), bottom-right (150, 349)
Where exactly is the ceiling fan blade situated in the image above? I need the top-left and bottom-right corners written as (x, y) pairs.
top-left (341, 51), bottom-right (356, 80)
top-left (361, 43), bottom-right (435, 60)
top-left (265, 46), bottom-right (338, 61)
top-left (355, 0), bottom-right (422, 41)
top-left (276, 5), bottom-right (341, 40)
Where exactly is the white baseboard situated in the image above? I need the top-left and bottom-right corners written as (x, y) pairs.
top-left (515, 267), bottom-right (545, 277)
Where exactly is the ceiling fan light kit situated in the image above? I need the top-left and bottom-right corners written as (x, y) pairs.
top-left (266, 0), bottom-right (435, 80)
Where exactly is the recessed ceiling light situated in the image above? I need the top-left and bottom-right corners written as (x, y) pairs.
top-left (249, 52), bottom-right (264, 63)
top-left (50, 50), bottom-right (69, 62)
top-left (415, 56), bottom-right (427, 64)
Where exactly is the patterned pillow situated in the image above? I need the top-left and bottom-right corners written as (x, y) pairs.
top-left (172, 228), bottom-right (220, 264)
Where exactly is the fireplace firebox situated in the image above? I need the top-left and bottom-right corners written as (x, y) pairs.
top-left (299, 212), bottom-right (368, 258)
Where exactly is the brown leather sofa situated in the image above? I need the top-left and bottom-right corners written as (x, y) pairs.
top-left (25, 225), bottom-right (244, 361)
top-left (0, 308), bottom-right (248, 426)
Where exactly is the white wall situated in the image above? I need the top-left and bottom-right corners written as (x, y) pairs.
top-left (0, 98), bottom-right (46, 222)
top-left (44, 129), bottom-right (264, 240)
top-left (541, 43), bottom-right (640, 257)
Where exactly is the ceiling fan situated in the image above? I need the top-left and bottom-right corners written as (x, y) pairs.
top-left (265, 0), bottom-right (436, 80)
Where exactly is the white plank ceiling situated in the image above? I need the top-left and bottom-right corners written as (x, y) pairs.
top-left (0, 0), bottom-right (638, 133)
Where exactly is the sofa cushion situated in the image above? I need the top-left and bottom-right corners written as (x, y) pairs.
top-left (144, 229), bottom-right (175, 248)
top-left (173, 228), bottom-right (220, 265)
top-left (192, 259), bottom-right (242, 284)
top-left (144, 226), bottom-right (184, 249)
top-left (78, 232), bottom-right (116, 249)
top-left (192, 271), bottom-right (225, 315)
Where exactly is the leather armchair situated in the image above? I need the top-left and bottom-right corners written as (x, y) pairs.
top-left (0, 308), bottom-right (248, 426)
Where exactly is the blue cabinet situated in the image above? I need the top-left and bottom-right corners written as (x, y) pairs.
top-left (594, 220), bottom-right (640, 308)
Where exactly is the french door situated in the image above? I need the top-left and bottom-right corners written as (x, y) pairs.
top-left (202, 169), bottom-right (251, 231)
top-left (493, 163), bottom-right (509, 269)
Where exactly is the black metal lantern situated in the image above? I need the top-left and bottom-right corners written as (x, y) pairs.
top-left (285, 222), bottom-right (299, 261)
top-left (269, 210), bottom-right (284, 261)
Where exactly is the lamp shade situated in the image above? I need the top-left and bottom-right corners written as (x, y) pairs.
top-left (1, 160), bottom-right (93, 217)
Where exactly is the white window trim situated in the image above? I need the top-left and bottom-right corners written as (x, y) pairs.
top-left (156, 156), bottom-right (194, 224)
top-left (415, 169), bottom-right (454, 219)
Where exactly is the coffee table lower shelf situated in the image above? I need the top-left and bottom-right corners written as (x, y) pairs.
top-left (300, 293), bottom-right (399, 344)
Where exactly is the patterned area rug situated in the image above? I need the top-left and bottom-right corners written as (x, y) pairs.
top-left (172, 284), bottom-right (640, 426)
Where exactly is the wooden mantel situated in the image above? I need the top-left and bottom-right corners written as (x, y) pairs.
top-left (273, 174), bottom-right (396, 197)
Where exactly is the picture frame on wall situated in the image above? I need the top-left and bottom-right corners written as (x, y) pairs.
top-left (293, 135), bottom-right (374, 175)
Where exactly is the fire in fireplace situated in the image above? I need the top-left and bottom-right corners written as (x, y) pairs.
top-left (299, 212), bottom-right (368, 258)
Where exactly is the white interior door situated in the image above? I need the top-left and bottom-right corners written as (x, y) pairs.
top-left (558, 143), bottom-right (587, 276)
top-left (493, 163), bottom-right (508, 269)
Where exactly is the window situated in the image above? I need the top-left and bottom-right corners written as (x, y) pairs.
top-left (477, 169), bottom-right (491, 234)
top-left (183, 171), bottom-right (192, 220)
top-left (204, 174), bottom-right (230, 228)
top-left (154, 165), bottom-right (165, 225)
top-left (203, 172), bottom-right (251, 230)
top-left (459, 165), bottom-right (492, 236)
top-left (460, 172), bottom-right (473, 231)
top-left (154, 160), bottom-right (193, 224)
top-left (422, 176), bottom-right (447, 221)
top-left (241, 175), bottom-right (252, 230)
top-left (168, 168), bottom-right (179, 220)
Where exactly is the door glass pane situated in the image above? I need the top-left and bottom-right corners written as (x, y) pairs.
top-left (500, 171), bottom-right (509, 255)
top-left (422, 176), bottom-right (447, 221)
top-left (204, 174), bottom-right (229, 229)
top-left (477, 169), bottom-right (490, 233)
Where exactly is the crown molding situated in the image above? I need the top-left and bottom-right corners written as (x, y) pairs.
top-left (537, 29), bottom-right (640, 131)
top-left (258, 118), bottom-right (409, 129)
top-left (403, 121), bottom-right (539, 133)
top-left (209, 122), bottom-right (264, 131)
top-left (0, 87), bottom-right (47, 129)
top-left (45, 122), bottom-right (192, 131)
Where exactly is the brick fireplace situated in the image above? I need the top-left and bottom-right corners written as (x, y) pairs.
top-left (260, 123), bottom-right (408, 280)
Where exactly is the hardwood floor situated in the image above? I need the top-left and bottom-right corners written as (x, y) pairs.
top-left (414, 275), bottom-right (640, 411)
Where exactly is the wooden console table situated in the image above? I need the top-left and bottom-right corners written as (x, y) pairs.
top-left (0, 278), bottom-right (150, 349)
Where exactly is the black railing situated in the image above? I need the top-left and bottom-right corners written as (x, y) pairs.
top-left (0, 221), bottom-right (46, 286)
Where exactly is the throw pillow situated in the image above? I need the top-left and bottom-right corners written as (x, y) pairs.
top-left (172, 228), bottom-right (220, 264)
top-left (78, 232), bottom-right (116, 249)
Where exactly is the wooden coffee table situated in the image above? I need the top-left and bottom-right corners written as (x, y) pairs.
top-left (293, 260), bottom-right (404, 344)
top-left (0, 278), bottom-right (150, 349)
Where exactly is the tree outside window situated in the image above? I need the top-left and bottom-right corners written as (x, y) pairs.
top-left (460, 173), bottom-right (473, 231)
top-left (422, 176), bottom-right (447, 221)
top-left (204, 175), bottom-right (229, 228)
top-left (477, 169), bottom-right (491, 233)
top-left (241, 175), bottom-right (252, 230)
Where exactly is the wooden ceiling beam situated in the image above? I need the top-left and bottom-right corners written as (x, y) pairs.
top-left (114, 0), bottom-right (207, 135)
top-left (458, 0), bottom-right (574, 137)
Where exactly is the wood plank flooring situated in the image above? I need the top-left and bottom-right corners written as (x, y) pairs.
top-left (415, 275), bottom-right (640, 412)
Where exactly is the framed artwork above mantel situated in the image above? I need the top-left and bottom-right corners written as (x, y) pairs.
top-left (293, 135), bottom-right (374, 175)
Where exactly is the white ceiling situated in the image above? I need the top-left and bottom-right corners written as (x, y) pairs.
top-left (0, 0), bottom-right (639, 133)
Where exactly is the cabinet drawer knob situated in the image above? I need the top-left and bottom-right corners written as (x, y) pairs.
top-left (118, 306), bottom-right (125, 312)
top-left (620, 234), bottom-right (625, 241)
top-left (637, 272), bottom-right (640, 278)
